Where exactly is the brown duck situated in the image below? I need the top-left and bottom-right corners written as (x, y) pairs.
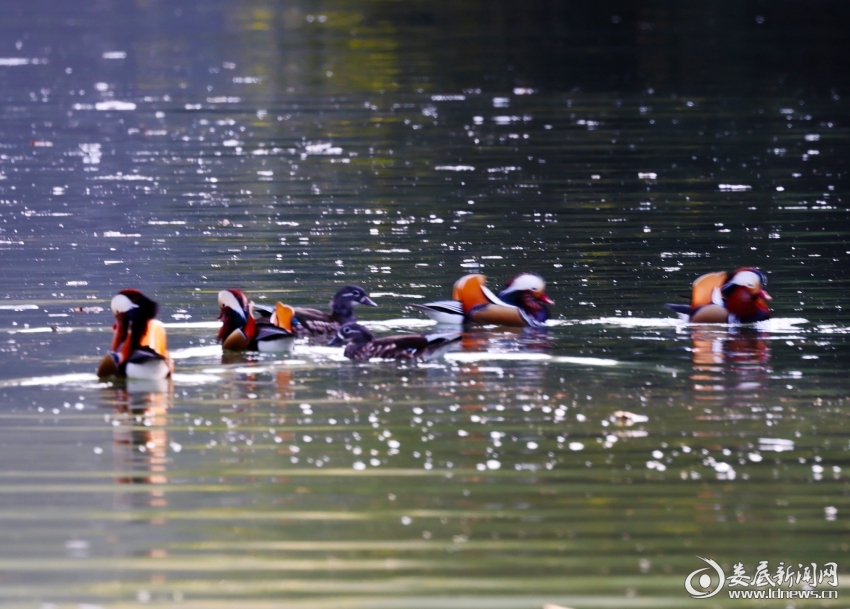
top-left (328, 322), bottom-right (461, 361)
top-left (254, 286), bottom-right (377, 337)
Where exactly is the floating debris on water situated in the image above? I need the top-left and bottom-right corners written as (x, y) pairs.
top-left (610, 411), bottom-right (649, 426)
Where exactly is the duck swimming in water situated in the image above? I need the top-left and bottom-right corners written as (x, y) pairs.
top-left (217, 289), bottom-right (296, 352)
top-left (97, 289), bottom-right (173, 380)
top-left (329, 322), bottom-right (461, 361)
top-left (665, 268), bottom-right (772, 324)
top-left (254, 286), bottom-right (377, 337)
top-left (412, 273), bottom-right (553, 327)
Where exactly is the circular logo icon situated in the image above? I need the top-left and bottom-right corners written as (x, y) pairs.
top-left (684, 555), bottom-right (725, 598)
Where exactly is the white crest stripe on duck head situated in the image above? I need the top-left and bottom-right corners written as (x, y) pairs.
top-left (328, 322), bottom-right (373, 346)
top-left (500, 273), bottom-right (554, 304)
top-left (722, 270), bottom-right (767, 295)
top-left (111, 293), bottom-right (139, 315)
top-left (500, 273), bottom-right (547, 295)
top-left (218, 289), bottom-right (247, 318)
top-left (332, 286), bottom-right (378, 308)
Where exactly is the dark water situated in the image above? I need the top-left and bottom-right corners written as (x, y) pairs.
top-left (0, 1), bottom-right (848, 607)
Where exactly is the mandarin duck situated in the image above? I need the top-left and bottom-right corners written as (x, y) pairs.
top-left (665, 268), bottom-right (772, 324)
top-left (97, 289), bottom-right (174, 380)
top-left (254, 285), bottom-right (377, 336)
top-left (217, 289), bottom-right (296, 352)
top-left (412, 273), bottom-right (553, 327)
top-left (328, 322), bottom-right (461, 361)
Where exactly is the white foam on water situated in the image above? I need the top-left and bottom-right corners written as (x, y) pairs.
top-left (95, 101), bottom-right (136, 111)
top-left (9, 327), bottom-right (64, 334)
top-left (758, 438), bottom-right (795, 452)
top-left (0, 304), bottom-right (39, 311)
top-left (232, 366), bottom-right (274, 375)
top-left (755, 318), bottom-right (808, 332)
top-left (171, 373), bottom-right (221, 385)
top-left (552, 356), bottom-right (618, 367)
top-left (582, 316), bottom-right (685, 328)
top-left (446, 352), bottom-right (551, 363)
top-left (475, 366), bottom-right (505, 375)
top-left (102, 231), bottom-right (141, 237)
top-left (434, 165), bottom-right (475, 171)
top-left (579, 316), bottom-right (807, 332)
top-left (817, 324), bottom-right (850, 335)
top-left (303, 142), bottom-right (342, 155)
top-left (294, 345), bottom-right (342, 355)
top-left (95, 174), bottom-right (153, 181)
top-left (363, 318), bottom-right (437, 330)
top-left (0, 57), bottom-right (45, 66)
top-left (12, 373), bottom-right (100, 387)
top-left (293, 344), bottom-right (350, 362)
top-left (446, 351), bottom-right (618, 367)
top-left (169, 345), bottom-right (221, 360)
top-left (161, 321), bottom-right (222, 329)
top-left (431, 94), bottom-right (466, 101)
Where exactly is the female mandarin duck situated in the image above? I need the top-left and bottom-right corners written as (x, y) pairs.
top-left (218, 289), bottom-right (296, 352)
top-left (97, 289), bottom-right (174, 379)
top-left (665, 268), bottom-right (772, 324)
top-left (413, 273), bottom-right (553, 327)
top-left (329, 322), bottom-right (461, 361)
top-left (254, 286), bottom-right (377, 337)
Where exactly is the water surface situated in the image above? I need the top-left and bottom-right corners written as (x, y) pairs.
top-left (0, 1), bottom-right (848, 607)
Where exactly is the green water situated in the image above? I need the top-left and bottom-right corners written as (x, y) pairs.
top-left (0, 0), bottom-right (848, 607)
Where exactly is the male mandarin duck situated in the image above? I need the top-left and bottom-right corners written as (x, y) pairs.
top-left (217, 289), bottom-right (296, 352)
top-left (254, 285), bottom-right (378, 337)
top-left (97, 289), bottom-right (174, 379)
top-left (665, 268), bottom-right (772, 324)
top-left (412, 273), bottom-right (553, 327)
top-left (329, 322), bottom-right (461, 361)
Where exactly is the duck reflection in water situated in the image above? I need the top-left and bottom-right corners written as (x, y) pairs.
top-left (689, 327), bottom-right (771, 397)
top-left (105, 380), bottom-right (173, 510)
top-left (459, 325), bottom-right (553, 355)
top-left (215, 366), bottom-right (297, 455)
top-left (227, 365), bottom-right (295, 404)
top-left (453, 328), bottom-right (553, 415)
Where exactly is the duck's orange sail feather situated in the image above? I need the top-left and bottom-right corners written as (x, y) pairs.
top-left (690, 271), bottom-right (728, 309)
top-left (452, 274), bottom-right (490, 313)
top-left (271, 303), bottom-right (295, 333)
